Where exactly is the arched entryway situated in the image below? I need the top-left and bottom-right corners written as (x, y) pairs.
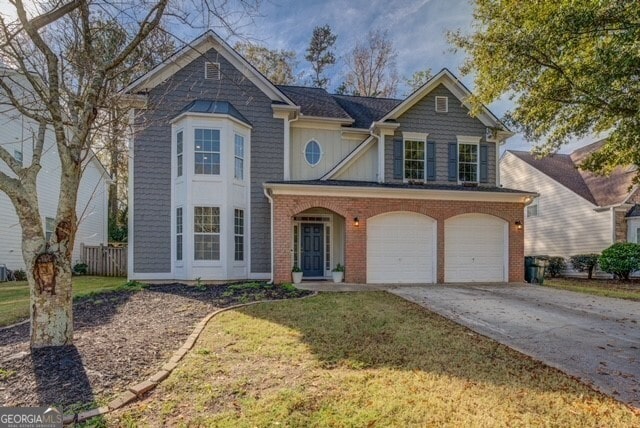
top-left (367, 211), bottom-right (437, 284)
top-left (444, 213), bottom-right (508, 282)
top-left (293, 208), bottom-right (345, 279)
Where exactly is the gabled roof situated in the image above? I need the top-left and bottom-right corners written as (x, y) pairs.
top-left (277, 86), bottom-right (352, 121)
top-left (174, 100), bottom-right (251, 126)
top-left (507, 141), bottom-right (636, 207)
top-left (331, 94), bottom-right (401, 129)
top-left (124, 31), bottom-right (295, 106)
top-left (380, 68), bottom-right (509, 132)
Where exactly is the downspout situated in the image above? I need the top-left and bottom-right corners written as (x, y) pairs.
top-left (264, 187), bottom-right (275, 284)
top-left (283, 111), bottom-right (300, 180)
top-left (369, 123), bottom-right (384, 183)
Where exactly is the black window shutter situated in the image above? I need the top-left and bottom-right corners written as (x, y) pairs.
top-left (426, 141), bottom-right (436, 181)
top-left (393, 137), bottom-right (403, 179)
top-left (448, 142), bottom-right (457, 182)
top-left (479, 143), bottom-right (489, 183)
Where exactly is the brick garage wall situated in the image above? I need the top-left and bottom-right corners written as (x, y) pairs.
top-left (272, 195), bottom-right (525, 284)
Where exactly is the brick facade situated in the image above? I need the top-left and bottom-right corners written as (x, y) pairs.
top-left (272, 194), bottom-right (525, 284)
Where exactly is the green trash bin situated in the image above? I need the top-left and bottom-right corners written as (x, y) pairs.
top-left (524, 257), bottom-right (548, 284)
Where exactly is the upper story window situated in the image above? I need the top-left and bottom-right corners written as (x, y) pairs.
top-left (404, 140), bottom-right (425, 180)
top-left (526, 198), bottom-right (539, 218)
top-left (234, 134), bottom-right (244, 180)
top-left (458, 142), bottom-right (479, 182)
top-left (176, 130), bottom-right (183, 177)
top-left (304, 140), bottom-right (322, 166)
top-left (194, 128), bottom-right (220, 175)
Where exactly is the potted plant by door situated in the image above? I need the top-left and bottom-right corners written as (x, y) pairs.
top-left (291, 265), bottom-right (303, 284)
top-left (332, 264), bottom-right (345, 283)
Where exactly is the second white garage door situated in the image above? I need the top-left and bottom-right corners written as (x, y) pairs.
top-left (367, 212), bottom-right (436, 284)
top-left (445, 213), bottom-right (508, 282)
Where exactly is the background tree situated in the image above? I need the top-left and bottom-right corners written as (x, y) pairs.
top-left (305, 24), bottom-right (337, 89)
top-left (234, 42), bottom-right (297, 85)
top-left (341, 30), bottom-right (399, 97)
top-left (404, 68), bottom-right (432, 95)
top-left (0, 0), bottom-right (259, 348)
top-left (450, 1), bottom-right (640, 179)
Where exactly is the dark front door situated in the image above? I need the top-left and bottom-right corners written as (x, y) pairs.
top-left (301, 223), bottom-right (324, 277)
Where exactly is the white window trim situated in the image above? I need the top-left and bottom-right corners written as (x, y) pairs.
top-left (234, 208), bottom-right (244, 262)
top-left (234, 132), bottom-right (245, 181)
top-left (456, 135), bottom-right (481, 184)
top-left (303, 139), bottom-right (323, 167)
top-left (176, 129), bottom-right (184, 179)
top-left (402, 132), bottom-right (429, 182)
top-left (176, 207), bottom-right (183, 265)
top-left (194, 127), bottom-right (221, 176)
top-left (44, 216), bottom-right (55, 242)
top-left (193, 206), bottom-right (221, 262)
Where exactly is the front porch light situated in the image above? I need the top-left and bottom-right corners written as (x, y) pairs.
top-left (515, 220), bottom-right (523, 230)
top-left (353, 217), bottom-right (359, 227)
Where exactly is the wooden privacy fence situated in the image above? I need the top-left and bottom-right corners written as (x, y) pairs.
top-left (81, 244), bottom-right (127, 277)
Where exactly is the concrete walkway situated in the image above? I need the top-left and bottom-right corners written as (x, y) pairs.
top-left (296, 281), bottom-right (640, 408)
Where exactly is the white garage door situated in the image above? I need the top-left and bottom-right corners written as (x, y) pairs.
top-left (445, 214), bottom-right (507, 282)
top-left (367, 212), bottom-right (436, 284)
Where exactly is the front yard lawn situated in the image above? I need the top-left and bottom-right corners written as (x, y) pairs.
top-left (110, 292), bottom-right (639, 427)
top-left (545, 278), bottom-right (640, 301)
top-left (0, 276), bottom-right (128, 326)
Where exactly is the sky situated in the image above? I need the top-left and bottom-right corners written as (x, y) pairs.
top-left (0, 0), bottom-right (598, 153)
top-left (206, 0), bottom-right (598, 154)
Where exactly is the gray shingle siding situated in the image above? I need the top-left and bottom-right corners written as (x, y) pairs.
top-left (384, 84), bottom-right (496, 184)
top-left (133, 47), bottom-right (283, 274)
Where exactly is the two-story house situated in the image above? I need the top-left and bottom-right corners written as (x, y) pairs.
top-left (125, 31), bottom-right (534, 284)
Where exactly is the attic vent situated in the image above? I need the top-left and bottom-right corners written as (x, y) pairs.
top-left (205, 62), bottom-right (221, 80)
top-left (435, 96), bottom-right (448, 113)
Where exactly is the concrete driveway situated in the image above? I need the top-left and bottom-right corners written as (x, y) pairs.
top-left (388, 283), bottom-right (640, 408)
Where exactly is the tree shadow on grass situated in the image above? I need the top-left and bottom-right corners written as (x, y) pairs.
top-left (234, 291), bottom-right (599, 397)
top-left (31, 345), bottom-right (94, 411)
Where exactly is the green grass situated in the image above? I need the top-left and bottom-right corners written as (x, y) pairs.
top-left (110, 292), bottom-right (640, 427)
top-left (545, 278), bottom-right (640, 301)
top-left (0, 276), bottom-right (129, 326)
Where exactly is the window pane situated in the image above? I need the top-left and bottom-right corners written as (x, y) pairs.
top-left (404, 140), bottom-right (425, 180)
top-left (194, 129), bottom-right (220, 175)
top-left (305, 140), bottom-right (322, 165)
top-left (458, 143), bottom-right (478, 182)
top-left (194, 235), bottom-right (220, 260)
top-left (176, 235), bottom-right (182, 261)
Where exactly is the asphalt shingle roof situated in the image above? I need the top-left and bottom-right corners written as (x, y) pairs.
top-left (331, 94), bottom-right (402, 129)
top-left (176, 100), bottom-right (251, 125)
top-left (276, 86), bottom-right (352, 120)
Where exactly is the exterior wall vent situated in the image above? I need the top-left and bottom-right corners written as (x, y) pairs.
top-left (435, 96), bottom-right (448, 113)
top-left (205, 62), bottom-right (221, 80)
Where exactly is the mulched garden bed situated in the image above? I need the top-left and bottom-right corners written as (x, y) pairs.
top-left (0, 282), bottom-right (310, 412)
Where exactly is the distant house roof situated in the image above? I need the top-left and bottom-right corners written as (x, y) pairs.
top-left (175, 100), bottom-right (251, 126)
top-left (507, 140), bottom-right (637, 207)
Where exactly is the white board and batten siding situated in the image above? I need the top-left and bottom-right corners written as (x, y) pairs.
top-left (367, 212), bottom-right (437, 284)
top-left (500, 152), bottom-right (612, 258)
top-left (0, 107), bottom-right (109, 271)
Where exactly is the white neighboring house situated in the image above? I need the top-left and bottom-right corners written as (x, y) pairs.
top-left (500, 141), bottom-right (640, 276)
top-left (0, 102), bottom-right (110, 272)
